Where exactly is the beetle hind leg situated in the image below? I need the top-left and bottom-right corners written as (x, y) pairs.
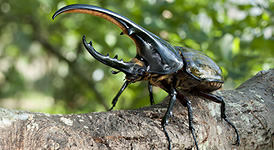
top-left (197, 91), bottom-right (240, 146)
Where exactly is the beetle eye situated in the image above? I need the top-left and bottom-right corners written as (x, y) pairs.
top-left (192, 68), bottom-right (201, 77)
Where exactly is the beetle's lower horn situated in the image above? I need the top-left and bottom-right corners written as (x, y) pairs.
top-left (83, 35), bottom-right (140, 75)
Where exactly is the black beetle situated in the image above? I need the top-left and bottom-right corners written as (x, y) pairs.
top-left (52, 4), bottom-right (240, 150)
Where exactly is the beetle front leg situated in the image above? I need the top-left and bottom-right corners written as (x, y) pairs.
top-left (161, 87), bottom-right (177, 150)
top-left (148, 82), bottom-right (155, 105)
top-left (109, 81), bottom-right (130, 111)
top-left (197, 91), bottom-right (240, 146)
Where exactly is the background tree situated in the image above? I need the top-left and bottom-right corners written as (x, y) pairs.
top-left (0, 0), bottom-right (273, 114)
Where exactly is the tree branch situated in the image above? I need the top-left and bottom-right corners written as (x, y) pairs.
top-left (0, 69), bottom-right (273, 149)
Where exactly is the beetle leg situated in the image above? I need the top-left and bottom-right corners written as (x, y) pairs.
top-left (148, 82), bottom-right (155, 105)
top-left (109, 81), bottom-right (130, 111)
top-left (197, 91), bottom-right (240, 146)
top-left (177, 93), bottom-right (199, 150)
top-left (161, 87), bottom-right (177, 150)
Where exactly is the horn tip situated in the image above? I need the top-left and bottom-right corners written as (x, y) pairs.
top-left (52, 11), bottom-right (62, 20)
top-left (52, 13), bottom-right (57, 20)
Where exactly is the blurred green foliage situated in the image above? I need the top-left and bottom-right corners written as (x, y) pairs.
top-left (0, 0), bottom-right (273, 114)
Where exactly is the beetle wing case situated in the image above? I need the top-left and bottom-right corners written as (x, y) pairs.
top-left (177, 46), bottom-right (224, 82)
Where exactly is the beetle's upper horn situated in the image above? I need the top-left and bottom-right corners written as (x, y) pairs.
top-left (53, 4), bottom-right (184, 74)
top-left (52, 4), bottom-right (139, 36)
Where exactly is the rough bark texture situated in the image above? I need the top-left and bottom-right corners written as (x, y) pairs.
top-left (0, 69), bottom-right (273, 150)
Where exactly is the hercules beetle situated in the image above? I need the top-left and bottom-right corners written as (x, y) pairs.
top-left (53, 4), bottom-right (240, 149)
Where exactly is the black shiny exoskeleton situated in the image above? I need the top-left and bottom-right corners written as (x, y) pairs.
top-left (53, 4), bottom-right (240, 149)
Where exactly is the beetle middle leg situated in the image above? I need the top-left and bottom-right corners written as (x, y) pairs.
top-left (197, 91), bottom-right (240, 145)
top-left (148, 82), bottom-right (155, 105)
top-left (109, 81), bottom-right (130, 110)
top-left (161, 87), bottom-right (177, 150)
top-left (177, 93), bottom-right (199, 150)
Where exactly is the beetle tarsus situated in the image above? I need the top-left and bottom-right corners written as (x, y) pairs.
top-left (224, 118), bottom-right (240, 146)
top-left (162, 124), bottom-right (171, 150)
top-left (190, 128), bottom-right (199, 150)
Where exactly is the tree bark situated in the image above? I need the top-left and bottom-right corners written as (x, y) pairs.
top-left (0, 69), bottom-right (273, 150)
